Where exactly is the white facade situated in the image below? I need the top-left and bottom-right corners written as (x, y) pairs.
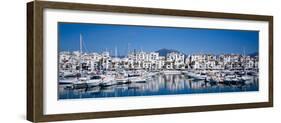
top-left (59, 51), bottom-right (258, 71)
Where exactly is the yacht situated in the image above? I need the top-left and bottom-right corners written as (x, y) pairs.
top-left (100, 75), bottom-right (117, 87)
top-left (162, 70), bottom-right (181, 75)
top-left (72, 77), bottom-right (88, 89)
top-left (187, 72), bottom-right (207, 80)
top-left (86, 75), bottom-right (102, 87)
top-left (116, 77), bottom-right (128, 84)
top-left (59, 77), bottom-right (77, 85)
top-left (128, 74), bottom-right (146, 83)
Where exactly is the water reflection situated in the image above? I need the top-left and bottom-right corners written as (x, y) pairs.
top-left (59, 74), bottom-right (258, 99)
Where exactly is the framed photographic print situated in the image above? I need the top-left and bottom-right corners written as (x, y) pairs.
top-left (27, 1), bottom-right (273, 122)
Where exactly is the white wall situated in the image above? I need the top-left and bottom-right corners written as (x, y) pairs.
top-left (0, 0), bottom-right (280, 122)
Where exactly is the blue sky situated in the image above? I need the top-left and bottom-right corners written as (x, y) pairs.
top-left (58, 22), bottom-right (259, 56)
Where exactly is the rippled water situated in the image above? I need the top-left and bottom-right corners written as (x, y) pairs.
top-left (58, 74), bottom-right (259, 99)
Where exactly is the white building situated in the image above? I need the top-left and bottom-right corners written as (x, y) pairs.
top-left (166, 52), bottom-right (185, 69)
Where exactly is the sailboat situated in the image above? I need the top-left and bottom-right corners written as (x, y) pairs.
top-left (241, 48), bottom-right (253, 82)
top-left (70, 34), bottom-right (91, 88)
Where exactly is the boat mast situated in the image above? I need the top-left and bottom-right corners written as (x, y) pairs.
top-left (80, 34), bottom-right (83, 55)
top-left (242, 47), bottom-right (244, 69)
top-left (127, 43), bottom-right (130, 57)
top-left (115, 46), bottom-right (117, 59)
top-left (243, 47), bottom-right (247, 75)
top-left (243, 47), bottom-right (245, 57)
top-left (80, 34), bottom-right (83, 74)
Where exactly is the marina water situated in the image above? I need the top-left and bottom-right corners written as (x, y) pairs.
top-left (59, 73), bottom-right (258, 99)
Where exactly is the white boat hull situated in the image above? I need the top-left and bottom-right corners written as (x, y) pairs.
top-left (86, 80), bottom-right (102, 87)
top-left (59, 79), bottom-right (77, 85)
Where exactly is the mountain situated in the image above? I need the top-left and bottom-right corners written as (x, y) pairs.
top-left (155, 48), bottom-right (181, 56)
